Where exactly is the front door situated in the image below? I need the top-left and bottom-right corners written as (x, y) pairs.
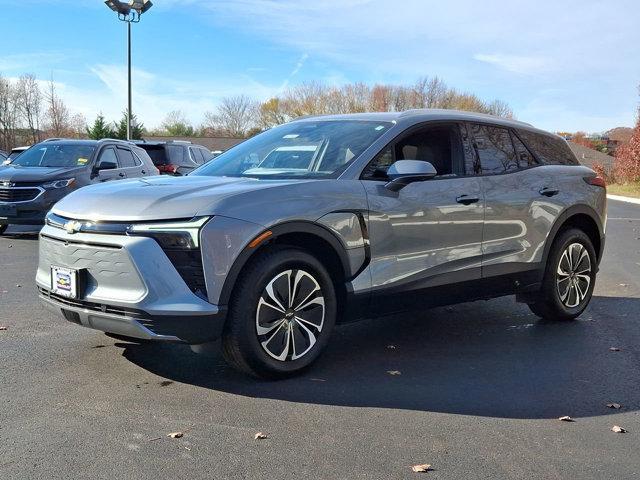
top-left (361, 123), bottom-right (485, 302)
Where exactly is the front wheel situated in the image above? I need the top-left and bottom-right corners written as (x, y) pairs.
top-left (222, 247), bottom-right (337, 378)
top-left (528, 228), bottom-right (597, 320)
top-left (0, 225), bottom-right (7, 235)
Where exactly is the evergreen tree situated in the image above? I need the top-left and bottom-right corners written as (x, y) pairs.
top-left (114, 110), bottom-right (145, 140)
top-left (86, 113), bottom-right (115, 139)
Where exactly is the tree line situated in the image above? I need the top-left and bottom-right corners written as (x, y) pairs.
top-left (158, 76), bottom-right (514, 139)
top-left (0, 74), bottom-right (87, 152)
top-left (2, 74), bottom-right (514, 150)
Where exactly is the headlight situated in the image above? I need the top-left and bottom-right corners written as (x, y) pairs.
top-left (43, 178), bottom-right (76, 189)
top-left (127, 217), bottom-right (210, 249)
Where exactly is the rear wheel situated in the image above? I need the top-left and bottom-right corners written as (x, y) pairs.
top-left (222, 247), bottom-right (337, 379)
top-left (0, 225), bottom-right (7, 235)
top-left (528, 228), bottom-right (597, 320)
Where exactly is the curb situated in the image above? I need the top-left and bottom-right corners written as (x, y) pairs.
top-left (607, 194), bottom-right (640, 205)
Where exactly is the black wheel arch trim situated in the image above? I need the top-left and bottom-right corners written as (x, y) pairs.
top-left (542, 204), bottom-right (604, 268)
top-left (218, 217), bottom-right (368, 306)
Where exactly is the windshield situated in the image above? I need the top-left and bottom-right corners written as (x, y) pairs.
top-left (10, 144), bottom-right (96, 168)
top-left (192, 120), bottom-right (392, 178)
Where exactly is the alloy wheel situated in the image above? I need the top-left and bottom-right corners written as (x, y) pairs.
top-left (255, 269), bottom-right (325, 361)
top-left (556, 242), bottom-right (592, 308)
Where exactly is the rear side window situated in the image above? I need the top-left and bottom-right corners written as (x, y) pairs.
top-left (517, 130), bottom-right (578, 165)
top-left (468, 123), bottom-right (518, 175)
top-left (117, 147), bottom-right (137, 168)
top-left (510, 132), bottom-right (538, 167)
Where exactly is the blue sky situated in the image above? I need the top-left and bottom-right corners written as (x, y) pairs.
top-left (1, 0), bottom-right (639, 132)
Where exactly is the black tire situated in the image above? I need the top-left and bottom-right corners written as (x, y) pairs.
top-left (0, 225), bottom-right (7, 235)
top-left (527, 228), bottom-right (597, 320)
top-left (222, 247), bottom-right (337, 379)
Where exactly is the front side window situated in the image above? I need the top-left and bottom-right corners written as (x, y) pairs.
top-left (9, 144), bottom-right (95, 168)
top-left (193, 120), bottom-right (391, 179)
top-left (362, 124), bottom-right (465, 180)
top-left (469, 124), bottom-right (518, 175)
top-left (98, 147), bottom-right (119, 167)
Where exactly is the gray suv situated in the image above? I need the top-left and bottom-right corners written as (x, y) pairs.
top-left (36, 110), bottom-right (607, 378)
top-left (0, 138), bottom-right (158, 233)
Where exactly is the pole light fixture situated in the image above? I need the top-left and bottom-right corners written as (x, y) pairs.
top-left (104, 0), bottom-right (153, 140)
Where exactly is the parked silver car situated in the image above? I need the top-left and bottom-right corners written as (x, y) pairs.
top-left (36, 110), bottom-right (607, 378)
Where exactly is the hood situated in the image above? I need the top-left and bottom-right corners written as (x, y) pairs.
top-left (0, 165), bottom-right (86, 183)
top-left (51, 175), bottom-right (310, 222)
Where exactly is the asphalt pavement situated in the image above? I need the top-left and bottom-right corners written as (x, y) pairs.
top-left (1, 199), bottom-right (639, 479)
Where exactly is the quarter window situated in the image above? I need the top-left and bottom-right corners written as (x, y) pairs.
top-left (516, 130), bottom-right (578, 165)
top-left (469, 124), bottom-right (518, 175)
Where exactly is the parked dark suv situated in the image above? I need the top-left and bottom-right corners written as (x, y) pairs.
top-left (0, 138), bottom-right (158, 234)
top-left (135, 140), bottom-right (212, 175)
top-left (38, 110), bottom-right (606, 378)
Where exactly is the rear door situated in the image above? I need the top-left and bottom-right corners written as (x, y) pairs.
top-left (361, 122), bottom-right (485, 298)
top-left (468, 122), bottom-right (554, 278)
top-left (116, 146), bottom-right (145, 178)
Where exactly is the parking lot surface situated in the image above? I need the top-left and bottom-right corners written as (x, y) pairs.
top-left (1, 199), bottom-right (639, 479)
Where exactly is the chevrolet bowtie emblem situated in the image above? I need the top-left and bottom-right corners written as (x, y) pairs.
top-left (64, 221), bottom-right (83, 234)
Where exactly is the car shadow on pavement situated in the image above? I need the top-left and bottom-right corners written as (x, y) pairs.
top-left (120, 295), bottom-right (638, 419)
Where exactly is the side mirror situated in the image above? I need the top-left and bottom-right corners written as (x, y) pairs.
top-left (385, 160), bottom-right (437, 192)
top-left (96, 159), bottom-right (117, 172)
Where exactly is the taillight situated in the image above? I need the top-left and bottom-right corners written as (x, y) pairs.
top-left (584, 175), bottom-right (606, 188)
top-left (158, 164), bottom-right (178, 174)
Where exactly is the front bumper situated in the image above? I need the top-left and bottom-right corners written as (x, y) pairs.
top-left (36, 224), bottom-right (226, 344)
top-left (0, 187), bottom-right (69, 225)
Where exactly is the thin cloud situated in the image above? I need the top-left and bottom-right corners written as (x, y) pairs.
top-left (473, 54), bottom-right (552, 75)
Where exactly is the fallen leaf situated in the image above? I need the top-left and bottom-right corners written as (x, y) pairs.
top-left (558, 416), bottom-right (574, 422)
top-left (386, 345), bottom-right (396, 349)
top-left (254, 432), bottom-right (268, 440)
top-left (387, 370), bottom-right (402, 376)
top-left (609, 347), bottom-right (621, 352)
top-left (7, 244), bottom-right (12, 248)
top-left (15, 284), bottom-right (21, 288)
top-left (167, 432), bottom-right (183, 439)
top-left (619, 283), bottom-right (629, 287)
top-left (411, 464), bottom-right (432, 473)
top-left (606, 403), bottom-right (622, 409)
top-left (611, 425), bottom-right (627, 433)
top-left (0, 326), bottom-right (7, 331)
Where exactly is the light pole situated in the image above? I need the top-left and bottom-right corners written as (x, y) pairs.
top-left (104, 0), bottom-right (153, 140)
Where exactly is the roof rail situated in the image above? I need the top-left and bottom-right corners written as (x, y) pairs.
top-left (43, 138), bottom-right (64, 142)
top-left (166, 140), bottom-right (192, 144)
top-left (98, 138), bottom-right (136, 144)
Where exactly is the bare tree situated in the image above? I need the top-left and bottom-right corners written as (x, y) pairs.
top-left (205, 95), bottom-right (257, 137)
top-left (16, 74), bottom-right (43, 143)
top-left (0, 74), bottom-right (19, 151)
top-left (44, 79), bottom-right (70, 137)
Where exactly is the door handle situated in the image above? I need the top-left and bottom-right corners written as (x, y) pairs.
top-left (118, 172), bottom-right (125, 178)
top-left (539, 187), bottom-right (559, 197)
top-left (456, 194), bottom-right (480, 205)
top-left (141, 170), bottom-right (146, 175)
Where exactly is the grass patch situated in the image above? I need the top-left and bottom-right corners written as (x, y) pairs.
top-left (607, 182), bottom-right (640, 199)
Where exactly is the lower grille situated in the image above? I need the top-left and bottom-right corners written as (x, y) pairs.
top-left (162, 249), bottom-right (207, 298)
top-left (0, 186), bottom-right (42, 202)
top-left (38, 287), bottom-right (147, 318)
